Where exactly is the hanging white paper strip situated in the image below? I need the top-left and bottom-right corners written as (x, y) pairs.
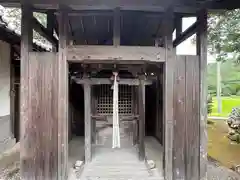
top-left (112, 72), bottom-right (120, 148)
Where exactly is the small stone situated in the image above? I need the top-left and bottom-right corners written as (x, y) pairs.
top-left (147, 160), bottom-right (156, 169)
top-left (74, 160), bottom-right (83, 169)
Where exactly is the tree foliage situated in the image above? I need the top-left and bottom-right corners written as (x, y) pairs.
top-left (208, 60), bottom-right (240, 96)
top-left (208, 9), bottom-right (240, 64)
top-left (2, 7), bottom-right (49, 45)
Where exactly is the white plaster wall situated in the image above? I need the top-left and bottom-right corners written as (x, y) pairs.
top-left (0, 40), bottom-right (11, 117)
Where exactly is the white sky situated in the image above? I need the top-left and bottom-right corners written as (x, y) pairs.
top-left (177, 17), bottom-right (215, 63)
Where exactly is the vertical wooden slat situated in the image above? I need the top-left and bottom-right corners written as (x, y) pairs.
top-left (113, 7), bottom-right (120, 46)
top-left (84, 82), bottom-right (92, 163)
top-left (173, 56), bottom-right (186, 179)
top-left (197, 9), bottom-right (208, 180)
top-left (20, 4), bottom-right (33, 179)
top-left (185, 56), bottom-right (200, 180)
top-left (21, 53), bottom-right (58, 179)
top-left (173, 55), bottom-right (200, 180)
top-left (163, 7), bottom-right (174, 180)
top-left (58, 8), bottom-right (69, 180)
top-left (138, 75), bottom-right (146, 161)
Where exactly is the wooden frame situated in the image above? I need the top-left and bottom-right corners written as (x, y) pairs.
top-left (15, 1), bottom-right (210, 179)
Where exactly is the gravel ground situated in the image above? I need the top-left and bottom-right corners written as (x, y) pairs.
top-left (0, 162), bottom-right (20, 180)
top-left (0, 161), bottom-right (239, 180)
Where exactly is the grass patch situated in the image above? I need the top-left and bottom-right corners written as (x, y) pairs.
top-left (208, 119), bottom-right (240, 168)
top-left (209, 96), bottom-right (240, 117)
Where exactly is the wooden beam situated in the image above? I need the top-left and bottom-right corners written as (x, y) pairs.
top-left (173, 21), bottom-right (197, 47)
top-left (20, 4), bottom-right (33, 179)
top-left (32, 17), bottom-right (58, 47)
top-left (0, 0), bottom-right (226, 13)
top-left (113, 7), bottom-right (120, 46)
top-left (163, 7), bottom-right (174, 180)
top-left (57, 8), bottom-right (68, 180)
top-left (84, 80), bottom-right (92, 163)
top-left (175, 16), bottom-right (182, 38)
top-left (197, 9), bottom-right (208, 180)
top-left (73, 77), bottom-right (153, 86)
top-left (138, 75), bottom-right (146, 161)
top-left (67, 45), bottom-right (165, 63)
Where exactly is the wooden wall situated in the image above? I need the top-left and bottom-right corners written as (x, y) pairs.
top-left (21, 53), bottom-right (58, 179)
top-left (173, 55), bottom-right (200, 180)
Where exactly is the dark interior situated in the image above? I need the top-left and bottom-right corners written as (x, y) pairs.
top-left (68, 62), bottom-right (164, 145)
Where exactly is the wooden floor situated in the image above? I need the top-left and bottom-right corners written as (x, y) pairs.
top-left (79, 147), bottom-right (163, 180)
top-left (68, 125), bottom-right (164, 180)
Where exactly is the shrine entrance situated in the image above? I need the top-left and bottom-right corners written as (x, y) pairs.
top-left (68, 62), bottom-right (165, 179)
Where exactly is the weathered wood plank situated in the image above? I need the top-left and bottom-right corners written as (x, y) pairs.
top-left (197, 9), bottom-right (208, 180)
top-left (84, 82), bottom-right (92, 163)
top-left (21, 52), bottom-right (58, 179)
top-left (57, 8), bottom-right (69, 180)
top-left (67, 45), bottom-right (165, 63)
top-left (20, 4), bottom-right (33, 179)
top-left (138, 75), bottom-right (146, 161)
top-left (173, 56), bottom-right (186, 180)
top-left (185, 56), bottom-right (200, 180)
top-left (163, 7), bottom-right (174, 180)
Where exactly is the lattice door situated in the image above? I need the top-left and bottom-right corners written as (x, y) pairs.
top-left (94, 84), bottom-right (134, 115)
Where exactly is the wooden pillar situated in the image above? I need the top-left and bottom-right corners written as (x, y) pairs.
top-left (163, 7), bottom-right (174, 180)
top-left (91, 88), bottom-right (96, 144)
top-left (113, 7), bottom-right (120, 46)
top-left (20, 4), bottom-right (33, 178)
top-left (47, 11), bottom-right (57, 51)
top-left (175, 16), bottom-right (182, 38)
top-left (58, 8), bottom-right (68, 180)
top-left (138, 75), bottom-right (145, 161)
top-left (84, 81), bottom-right (92, 163)
top-left (197, 9), bottom-right (208, 180)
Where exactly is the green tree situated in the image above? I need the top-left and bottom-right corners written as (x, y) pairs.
top-left (2, 8), bottom-right (48, 45)
top-left (208, 9), bottom-right (240, 64)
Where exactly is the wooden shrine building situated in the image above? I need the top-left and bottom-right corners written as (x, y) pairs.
top-left (0, 0), bottom-right (239, 180)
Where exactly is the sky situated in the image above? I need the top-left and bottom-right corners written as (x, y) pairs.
top-left (177, 17), bottom-right (215, 63)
